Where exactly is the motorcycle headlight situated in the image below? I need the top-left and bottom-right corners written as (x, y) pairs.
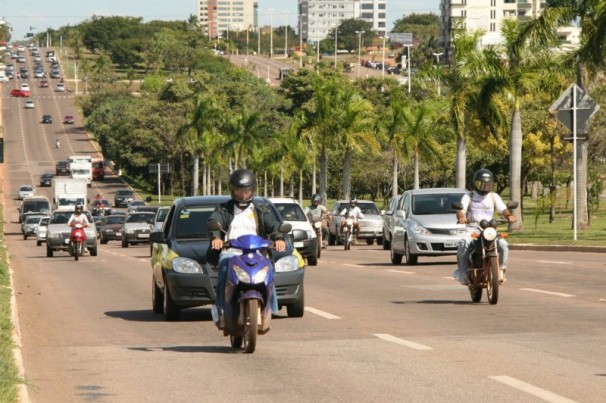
top-left (172, 257), bottom-right (204, 274)
top-left (483, 227), bottom-right (497, 242)
top-left (346, 218), bottom-right (354, 225)
top-left (275, 255), bottom-right (300, 272)
top-left (233, 265), bottom-right (251, 283)
top-left (252, 266), bottom-right (269, 284)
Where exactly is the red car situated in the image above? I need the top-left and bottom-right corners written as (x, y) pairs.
top-left (40, 80), bottom-right (49, 88)
top-left (63, 115), bottom-right (74, 124)
top-left (10, 89), bottom-right (30, 97)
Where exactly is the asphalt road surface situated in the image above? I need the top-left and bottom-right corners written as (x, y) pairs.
top-left (2, 49), bottom-right (606, 403)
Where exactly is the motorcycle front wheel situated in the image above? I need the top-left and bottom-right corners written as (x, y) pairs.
top-left (74, 241), bottom-right (79, 261)
top-left (486, 256), bottom-right (499, 305)
top-left (243, 299), bottom-right (259, 353)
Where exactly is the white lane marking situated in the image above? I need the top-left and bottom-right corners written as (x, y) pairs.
top-left (386, 269), bottom-right (415, 274)
top-left (374, 334), bottom-right (433, 351)
top-left (305, 307), bottom-right (341, 319)
top-left (520, 288), bottom-right (575, 298)
top-left (490, 376), bottom-right (577, 403)
top-left (537, 260), bottom-right (572, 265)
top-left (343, 264), bottom-right (365, 268)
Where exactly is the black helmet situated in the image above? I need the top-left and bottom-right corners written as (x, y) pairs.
top-left (349, 198), bottom-right (357, 206)
top-left (311, 193), bottom-right (321, 205)
top-left (229, 168), bottom-right (257, 207)
top-left (75, 204), bottom-right (83, 214)
top-left (473, 169), bottom-right (494, 195)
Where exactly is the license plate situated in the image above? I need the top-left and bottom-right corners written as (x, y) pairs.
top-left (294, 242), bottom-right (304, 248)
top-left (116, 232), bottom-right (122, 236)
top-left (64, 239), bottom-right (70, 244)
top-left (444, 242), bottom-right (457, 248)
top-left (138, 233), bottom-right (150, 239)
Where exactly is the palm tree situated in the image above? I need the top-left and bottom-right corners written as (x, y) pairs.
top-left (176, 92), bottom-right (223, 195)
top-left (378, 95), bottom-right (409, 197)
top-left (401, 101), bottom-right (443, 189)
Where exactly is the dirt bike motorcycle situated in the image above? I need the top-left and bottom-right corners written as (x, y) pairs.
top-left (69, 223), bottom-right (87, 261)
top-left (453, 201), bottom-right (518, 305)
top-left (340, 215), bottom-right (355, 251)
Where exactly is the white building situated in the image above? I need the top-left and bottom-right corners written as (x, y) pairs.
top-left (197, 0), bottom-right (258, 39)
top-left (440, 0), bottom-right (579, 58)
top-left (299, 0), bottom-right (387, 42)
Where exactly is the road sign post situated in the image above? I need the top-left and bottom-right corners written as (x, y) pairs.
top-left (148, 163), bottom-right (170, 204)
top-left (549, 83), bottom-right (600, 241)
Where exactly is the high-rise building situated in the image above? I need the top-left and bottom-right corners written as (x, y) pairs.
top-left (197, 0), bottom-right (258, 39)
top-left (439, 0), bottom-right (579, 58)
top-left (299, 0), bottom-right (387, 43)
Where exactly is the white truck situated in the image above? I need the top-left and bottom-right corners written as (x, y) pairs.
top-left (68, 156), bottom-right (93, 187)
top-left (52, 177), bottom-right (88, 211)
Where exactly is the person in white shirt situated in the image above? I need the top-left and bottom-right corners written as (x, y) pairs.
top-left (453, 169), bottom-right (516, 285)
top-left (340, 198), bottom-right (364, 242)
top-left (67, 204), bottom-right (90, 227)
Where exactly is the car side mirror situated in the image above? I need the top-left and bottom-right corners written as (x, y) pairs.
top-left (506, 201), bottom-right (519, 210)
top-left (291, 229), bottom-right (307, 241)
top-left (150, 231), bottom-right (164, 244)
top-left (279, 223), bottom-right (292, 234)
top-left (395, 210), bottom-right (405, 219)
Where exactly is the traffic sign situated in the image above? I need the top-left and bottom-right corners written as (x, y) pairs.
top-left (549, 83), bottom-right (599, 137)
top-left (148, 163), bottom-right (170, 174)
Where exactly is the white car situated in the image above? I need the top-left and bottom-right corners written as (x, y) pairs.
top-left (35, 216), bottom-right (51, 245)
top-left (17, 185), bottom-right (35, 200)
top-left (268, 197), bottom-right (319, 266)
top-left (20, 83), bottom-right (30, 92)
top-left (24, 100), bottom-right (35, 109)
top-left (127, 200), bottom-right (148, 212)
top-left (55, 83), bottom-right (65, 92)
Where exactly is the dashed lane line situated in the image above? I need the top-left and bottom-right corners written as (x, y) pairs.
top-left (520, 288), bottom-right (575, 298)
top-left (537, 260), bottom-right (572, 265)
top-left (304, 307), bottom-right (341, 319)
top-left (386, 269), bottom-right (416, 274)
top-left (374, 334), bottom-right (433, 350)
top-left (489, 376), bottom-right (577, 403)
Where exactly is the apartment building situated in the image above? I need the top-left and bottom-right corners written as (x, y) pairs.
top-left (197, 0), bottom-right (258, 39)
top-left (299, 0), bottom-right (387, 43)
top-left (439, 0), bottom-right (579, 58)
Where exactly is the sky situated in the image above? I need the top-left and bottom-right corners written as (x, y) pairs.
top-left (1, 1), bottom-right (441, 41)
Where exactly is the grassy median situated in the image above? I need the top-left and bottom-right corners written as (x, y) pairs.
top-left (0, 205), bottom-right (19, 402)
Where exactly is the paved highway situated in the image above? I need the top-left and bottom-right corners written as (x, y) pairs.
top-left (1, 49), bottom-right (606, 403)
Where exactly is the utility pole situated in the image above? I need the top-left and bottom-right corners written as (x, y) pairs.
top-left (355, 30), bottom-right (365, 78)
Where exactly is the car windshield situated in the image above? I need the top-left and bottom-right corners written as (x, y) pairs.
top-left (117, 191), bottom-right (133, 197)
top-left (337, 202), bottom-right (379, 215)
top-left (50, 212), bottom-right (71, 224)
top-left (22, 201), bottom-right (50, 213)
top-left (39, 218), bottom-right (50, 226)
top-left (126, 213), bottom-right (154, 224)
top-left (105, 216), bottom-right (125, 225)
top-left (25, 216), bottom-right (43, 224)
top-left (411, 194), bottom-right (463, 215)
top-left (275, 203), bottom-right (307, 221)
top-left (20, 186), bottom-right (33, 192)
top-left (174, 206), bottom-right (216, 239)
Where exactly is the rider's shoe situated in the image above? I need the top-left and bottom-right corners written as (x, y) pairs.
top-left (499, 268), bottom-right (507, 284)
top-left (211, 305), bottom-right (224, 330)
top-left (453, 270), bottom-right (469, 285)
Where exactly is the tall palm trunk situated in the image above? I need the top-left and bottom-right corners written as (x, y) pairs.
top-left (392, 152), bottom-right (398, 197)
top-left (576, 141), bottom-right (589, 230)
top-left (343, 147), bottom-right (352, 200)
top-left (192, 155), bottom-right (199, 196)
top-left (509, 106), bottom-right (523, 231)
top-left (456, 136), bottom-right (467, 188)
top-left (413, 151), bottom-right (419, 189)
top-left (320, 144), bottom-right (328, 203)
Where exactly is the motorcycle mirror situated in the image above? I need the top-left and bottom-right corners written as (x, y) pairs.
top-left (507, 201), bottom-right (519, 210)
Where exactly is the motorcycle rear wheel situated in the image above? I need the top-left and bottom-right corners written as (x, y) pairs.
top-left (486, 256), bottom-right (500, 305)
top-left (243, 299), bottom-right (258, 353)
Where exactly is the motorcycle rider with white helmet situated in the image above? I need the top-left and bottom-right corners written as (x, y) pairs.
top-left (304, 193), bottom-right (329, 242)
top-left (340, 198), bottom-right (364, 243)
top-left (453, 169), bottom-right (516, 285)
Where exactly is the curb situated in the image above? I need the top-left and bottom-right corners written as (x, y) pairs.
top-left (510, 244), bottom-right (606, 253)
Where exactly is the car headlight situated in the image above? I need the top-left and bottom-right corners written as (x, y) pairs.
top-left (172, 257), bottom-right (204, 274)
top-left (233, 265), bottom-right (251, 283)
top-left (410, 223), bottom-right (430, 235)
top-left (252, 266), bottom-right (269, 284)
top-left (482, 227), bottom-right (497, 242)
top-left (85, 230), bottom-right (96, 237)
top-left (275, 255), bottom-right (300, 272)
top-left (126, 228), bottom-right (135, 234)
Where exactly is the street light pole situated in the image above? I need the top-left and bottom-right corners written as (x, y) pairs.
top-left (270, 10), bottom-right (273, 58)
top-left (285, 24), bottom-right (288, 58)
top-left (432, 52), bottom-right (443, 97)
top-left (299, 17), bottom-right (303, 68)
top-left (355, 30), bottom-right (365, 78)
top-left (334, 26), bottom-right (338, 69)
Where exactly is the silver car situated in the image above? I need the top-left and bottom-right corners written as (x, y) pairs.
top-left (22, 214), bottom-right (48, 240)
top-left (35, 217), bottom-right (50, 246)
top-left (17, 185), bottom-right (35, 200)
top-left (389, 188), bottom-right (468, 265)
top-left (121, 212), bottom-right (155, 247)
